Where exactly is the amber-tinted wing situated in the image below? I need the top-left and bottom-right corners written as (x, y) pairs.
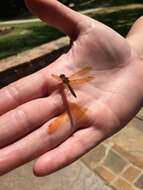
top-left (70, 76), bottom-right (95, 85)
top-left (51, 67), bottom-right (92, 81)
top-left (70, 67), bottom-right (92, 79)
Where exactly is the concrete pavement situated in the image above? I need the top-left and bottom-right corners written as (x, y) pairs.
top-left (0, 160), bottom-right (113, 190)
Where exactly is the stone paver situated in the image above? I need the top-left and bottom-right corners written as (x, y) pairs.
top-left (135, 174), bottom-right (143, 189)
top-left (103, 149), bottom-right (128, 174)
top-left (94, 166), bottom-right (115, 183)
top-left (81, 144), bottom-right (106, 169)
top-left (122, 165), bottom-right (141, 182)
top-left (136, 108), bottom-right (143, 121)
top-left (112, 177), bottom-right (136, 190)
top-left (0, 160), bottom-right (113, 190)
top-left (110, 116), bottom-right (143, 166)
top-left (81, 108), bottom-right (143, 190)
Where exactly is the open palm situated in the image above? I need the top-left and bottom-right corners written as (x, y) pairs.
top-left (0, 0), bottom-right (142, 176)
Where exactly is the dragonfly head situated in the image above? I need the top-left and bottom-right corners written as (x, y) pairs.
top-left (60, 74), bottom-right (65, 79)
top-left (60, 74), bottom-right (69, 83)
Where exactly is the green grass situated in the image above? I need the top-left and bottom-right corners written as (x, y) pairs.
top-left (74, 0), bottom-right (143, 11)
top-left (0, 22), bottom-right (64, 59)
top-left (0, 12), bottom-right (34, 22)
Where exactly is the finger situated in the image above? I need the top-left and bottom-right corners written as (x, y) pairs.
top-left (33, 127), bottom-right (104, 176)
top-left (0, 103), bottom-right (92, 175)
top-left (0, 93), bottom-right (63, 148)
top-left (25, 0), bottom-right (88, 39)
top-left (0, 71), bottom-right (48, 116)
top-left (0, 115), bottom-right (74, 175)
top-left (0, 55), bottom-right (65, 116)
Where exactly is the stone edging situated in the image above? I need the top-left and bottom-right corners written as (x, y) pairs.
top-left (0, 36), bottom-right (69, 73)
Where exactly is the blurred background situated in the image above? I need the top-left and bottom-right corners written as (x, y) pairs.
top-left (0, 0), bottom-right (143, 60)
top-left (0, 1), bottom-right (143, 190)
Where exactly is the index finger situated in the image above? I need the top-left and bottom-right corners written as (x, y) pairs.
top-left (0, 58), bottom-right (63, 116)
top-left (0, 71), bottom-right (47, 116)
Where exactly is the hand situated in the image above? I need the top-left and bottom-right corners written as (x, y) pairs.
top-left (0, 0), bottom-right (143, 176)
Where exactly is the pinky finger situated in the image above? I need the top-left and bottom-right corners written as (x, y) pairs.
top-left (33, 127), bottom-right (104, 176)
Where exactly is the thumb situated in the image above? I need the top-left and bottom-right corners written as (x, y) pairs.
top-left (25, 0), bottom-right (87, 39)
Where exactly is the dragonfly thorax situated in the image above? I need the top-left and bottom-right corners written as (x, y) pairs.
top-left (60, 74), bottom-right (69, 83)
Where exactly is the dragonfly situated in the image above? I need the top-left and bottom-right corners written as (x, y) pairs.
top-left (51, 67), bottom-right (95, 98)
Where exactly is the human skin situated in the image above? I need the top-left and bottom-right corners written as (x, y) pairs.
top-left (0, 0), bottom-right (143, 176)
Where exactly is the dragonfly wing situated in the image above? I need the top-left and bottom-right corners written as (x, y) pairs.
top-left (51, 74), bottom-right (61, 81)
top-left (70, 67), bottom-right (92, 79)
top-left (70, 76), bottom-right (95, 85)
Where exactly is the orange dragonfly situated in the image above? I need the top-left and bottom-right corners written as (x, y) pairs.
top-left (51, 67), bottom-right (95, 98)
